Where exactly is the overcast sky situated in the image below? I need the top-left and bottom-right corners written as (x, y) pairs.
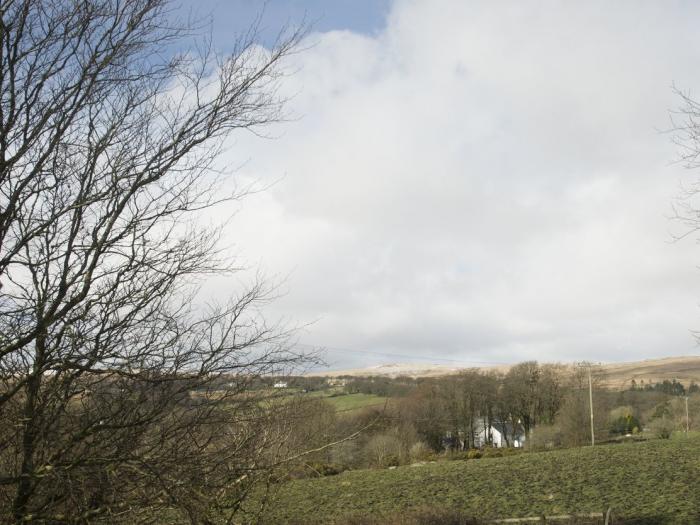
top-left (193, 0), bottom-right (700, 370)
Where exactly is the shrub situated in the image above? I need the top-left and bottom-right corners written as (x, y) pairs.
top-left (365, 433), bottom-right (403, 468)
top-left (527, 424), bottom-right (563, 450)
top-left (281, 462), bottom-right (347, 481)
top-left (466, 449), bottom-right (483, 460)
top-left (500, 447), bottom-right (523, 457)
top-left (291, 507), bottom-right (482, 524)
top-left (383, 454), bottom-right (400, 468)
top-left (445, 450), bottom-right (471, 461)
top-left (309, 462), bottom-right (346, 476)
top-left (409, 441), bottom-right (431, 462)
top-left (649, 417), bottom-right (673, 439)
top-left (608, 408), bottom-right (642, 435)
top-left (480, 447), bottom-right (503, 458)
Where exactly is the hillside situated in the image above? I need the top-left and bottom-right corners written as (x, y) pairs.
top-left (251, 436), bottom-right (700, 524)
top-left (313, 355), bottom-right (700, 388)
top-left (600, 356), bottom-right (700, 388)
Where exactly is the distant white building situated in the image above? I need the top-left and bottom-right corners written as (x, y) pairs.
top-left (475, 420), bottom-right (526, 448)
top-left (273, 381), bottom-right (288, 388)
top-left (442, 419), bottom-right (526, 450)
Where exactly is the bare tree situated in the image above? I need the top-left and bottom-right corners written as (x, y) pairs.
top-left (0, 1), bottom-right (311, 522)
top-left (555, 363), bottom-right (607, 447)
top-left (669, 88), bottom-right (700, 242)
top-left (502, 362), bottom-right (541, 439)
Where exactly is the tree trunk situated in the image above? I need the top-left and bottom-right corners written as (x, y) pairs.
top-left (13, 335), bottom-right (46, 522)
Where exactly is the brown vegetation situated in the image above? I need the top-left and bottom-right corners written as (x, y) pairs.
top-left (315, 356), bottom-right (700, 389)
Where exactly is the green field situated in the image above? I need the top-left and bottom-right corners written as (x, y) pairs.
top-left (323, 393), bottom-right (388, 413)
top-left (252, 435), bottom-right (700, 524)
top-left (259, 389), bottom-right (387, 414)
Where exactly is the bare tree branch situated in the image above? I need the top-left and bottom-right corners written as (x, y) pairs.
top-left (0, 1), bottom-right (314, 523)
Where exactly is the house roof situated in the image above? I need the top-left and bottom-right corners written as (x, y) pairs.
top-left (476, 418), bottom-right (526, 439)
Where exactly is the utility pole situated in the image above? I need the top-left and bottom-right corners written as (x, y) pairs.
top-left (588, 364), bottom-right (595, 447)
top-left (686, 396), bottom-right (690, 434)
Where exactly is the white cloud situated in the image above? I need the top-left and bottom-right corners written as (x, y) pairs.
top-left (203, 0), bottom-right (700, 368)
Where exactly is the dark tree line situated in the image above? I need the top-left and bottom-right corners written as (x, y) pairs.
top-left (397, 362), bottom-right (563, 450)
top-left (629, 378), bottom-right (698, 396)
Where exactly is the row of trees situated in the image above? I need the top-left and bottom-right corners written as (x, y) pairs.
top-left (284, 362), bottom-right (580, 471)
top-left (392, 362), bottom-right (563, 450)
top-left (303, 365), bottom-right (700, 470)
top-left (629, 378), bottom-right (699, 396)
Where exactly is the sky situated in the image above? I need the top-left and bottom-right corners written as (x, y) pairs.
top-left (190, 0), bottom-right (700, 370)
top-left (183, 0), bottom-right (390, 45)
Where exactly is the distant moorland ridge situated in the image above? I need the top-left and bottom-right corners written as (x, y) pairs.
top-left (311, 355), bottom-right (700, 389)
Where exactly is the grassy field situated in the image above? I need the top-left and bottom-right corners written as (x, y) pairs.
top-left (323, 393), bottom-right (388, 413)
top-left (257, 389), bottom-right (387, 414)
top-left (250, 434), bottom-right (700, 524)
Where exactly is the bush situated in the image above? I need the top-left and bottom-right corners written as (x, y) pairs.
top-left (527, 424), bottom-right (563, 451)
top-left (442, 448), bottom-right (522, 461)
top-left (482, 447), bottom-right (523, 458)
top-left (445, 450), bottom-right (471, 461)
top-left (609, 415), bottom-right (640, 435)
top-left (282, 462), bottom-right (347, 481)
top-left (292, 507), bottom-right (482, 524)
top-left (649, 417), bottom-right (673, 439)
top-left (365, 433), bottom-right (403, 468)
top-left (466, 449), bottom-right (483, 460)
top-left (608, 408), bottom-right (642, 435)
top-left (384, 454), bottom-right (400, 467)
top-left (308, 462), bottom-right (346, 476)
top-left (480, 448), bottom-right (500, 458)
top-left (409, 441), bottom-right (431, 462)
top-left (500, 447), bottom-right (524, 457)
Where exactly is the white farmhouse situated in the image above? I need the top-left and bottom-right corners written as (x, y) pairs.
top-left (475, 420), bottom-right (526, 448)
